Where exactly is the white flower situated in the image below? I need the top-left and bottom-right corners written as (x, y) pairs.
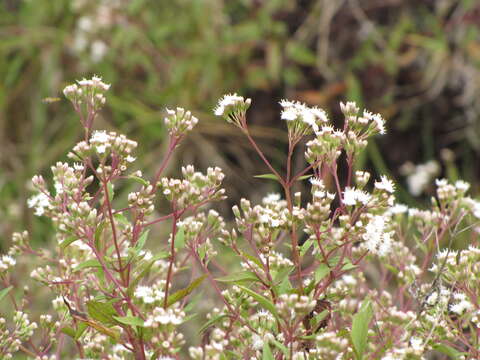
top-left (375, 175), bottom-right (395, 193)
top-left (388, 204), bottom-right (408, 214)
top-left (343, 187), bottom-right (371, 206)
top-left (214, 93), bottom-right (250, 116)
top-left (27, 192), bottom-right (51, 216)
top-left (279, 99), bottom-right (328, 134)
top-left (362, 215), bottom-right (393, 256)
top-left (363, 110), bottom-right (386, 134)
top-left (263, 193), bottom-right (281, 204)
top-left (455, 180), bottom-right (470, 192)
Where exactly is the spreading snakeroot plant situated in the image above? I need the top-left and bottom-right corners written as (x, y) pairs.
top-left (1, 77), bottom-right (480, 359)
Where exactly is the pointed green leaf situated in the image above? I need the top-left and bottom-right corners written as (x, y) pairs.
top-left (60, 236), bottom-right (79, 250)
top-left (128, 175), bottom-right (150, 186)
top-left (297, 174), bottom-right (313, 181)
top-left (216, 271), bottom-right (259, 283)
top-left (0, 286), bottom-right (13, 303)
top-left (113, 315), bottom-right (144, 327)
top-left (61, 326), bottom-right (76, 338)
top-left (254, 173), bottom-right (280, 181)
top-left (74, 259), bottom-right (102, 272)
top-left (262, 341), bottom-right (274, 360)
top-left (174, 227), bottom-right (185, 250)
top-left (198, 314), bottom-right (228, 334)
top-left (166, 274), bottom-right (207, 307)
top-left (237, 285), bottom-right (278, 319)
top-left (432, 344), bottom-right (465, 359)
top-left (351, 300), bottom-right (373, 360)
top-left (314, 264), bottom-right (330, 282)
top-left (86, 300), bottom-right (118, 326)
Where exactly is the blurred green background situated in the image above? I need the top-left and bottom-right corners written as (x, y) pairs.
top-left (1, 0), bottom-right (480, 248)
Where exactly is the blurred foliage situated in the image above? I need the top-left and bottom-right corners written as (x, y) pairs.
top-left (1, 0), bottom-right (480, 249)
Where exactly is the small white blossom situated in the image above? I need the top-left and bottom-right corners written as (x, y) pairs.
top-left (375, 175), bottom-right (395, 193)
top-left (27, 192), bottom-right (51, 216)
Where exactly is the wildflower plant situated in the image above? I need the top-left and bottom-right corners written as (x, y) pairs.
top-left (1, 77), bottom-right (480, 359)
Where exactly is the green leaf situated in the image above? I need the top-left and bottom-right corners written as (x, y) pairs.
top-left (300, 238), bottom-right (314, 256)
top-left (341, 260), bottom-right (357, 271)
top-left (271, 339), bottom-right (288, 357)
top-left (237, 285), bottom-right (278, 319)
top-left (314, 264), bottom-right (330, 282)
top-left (0, 286), bottom-right (13, 303)
top-left (273, 266), bottom-right (294, 284)
top-left (135, 229), bottom-right (150, 252)
top-left (432, 344), bottom-right (465, 359)
top-left (113, 315), bottom-right (144, 327)
top-left (61, 326), bottom-right (76, 338)
top-left (174, 226), bottom-right (185, 250)
top-left (351, 300), bottom-right (373, 360)
top-left (74, 259), bottom-right (102, 272)
top-left (254, 173), bottom-right (280, 181)
top-left (106, 183), bottom-right (115, 203)
top-left (59, 236), bottom-right (79, 250)
top-left (114, 213), bottom-right (130, 225)
top-left (86, 300), bottom-right (118, 326)
top-left (75, 321), bottom-right (88, 339)
top-left (297, 174), bottom-right (313, 181)
top-left (198, 314), bottom-right (228, 334)
top-left (216, 271), bottom-right (259, 283)
top-left (262, 341), bottom-right (274, 360)
top-left (128, 175), bottom-right (150, 186)
top-left (166, 274), bottom-right (207, 307)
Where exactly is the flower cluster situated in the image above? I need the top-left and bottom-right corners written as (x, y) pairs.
top-left (160, 165), bottom-right (225, 208)
top-left (214, 93), bottom-right (251, 129)
top-left (164, 107), bottom-right (199, 138)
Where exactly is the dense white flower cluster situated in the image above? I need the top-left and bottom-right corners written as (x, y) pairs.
top-left (343, 187), bottom-right (371, 206)
top-left (279, 99), bottom-right (328, 137)
top-left (144, 307), bottom-right (185, 328)
top-left (362, 214), bottom-right (394, 256)
top-left (214, 93), bottom-right (251, 128)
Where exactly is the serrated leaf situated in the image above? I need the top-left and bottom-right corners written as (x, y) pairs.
top-left (59, 236), bottom-right (79, 250)
top-left (254, 173), bottom-right (280, 181)
top-left (86, 300), bottom-right (118, 326)
top-left (262, 341), bottom-right (274, 360)
top-left (128, 175), bottom-right (149, 186)
top-left (113, 315), bottom-right (144, 327)
top-left (0, 286), bottom-right (13, 302)
top-left (166, 274), bottom-right (207, 307)
top-left (216, 271), bottom-right (259, 283)
top-left (237, 285), bottom-right (278, 319)
top-left (74, 259), bottom-right (102, 272)
top-left (351, 300), bottom-right (373, 360)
